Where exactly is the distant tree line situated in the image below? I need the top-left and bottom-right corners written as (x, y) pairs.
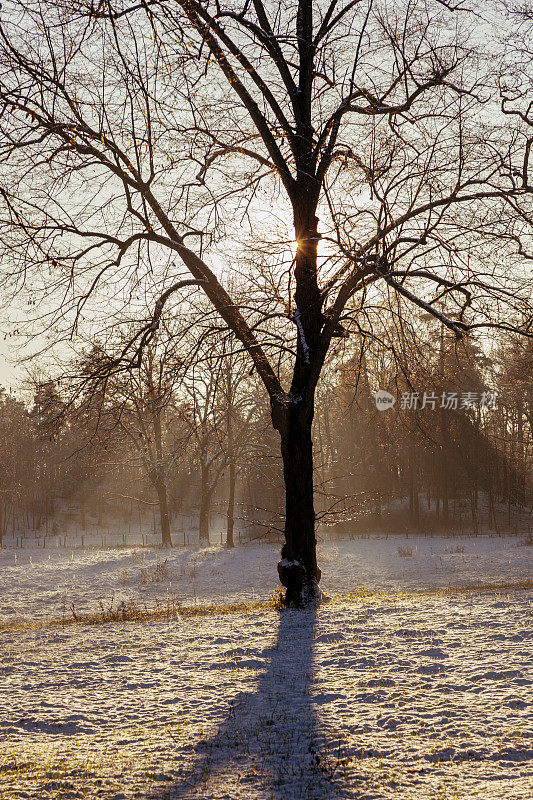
top-left (0, 312), bottom-right (530, 548)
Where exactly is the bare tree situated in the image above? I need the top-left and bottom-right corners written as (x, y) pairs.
top-left (76, 335), bottom-right (188, 547)
top-left (218, 345), bottom-right (266, 548)
top-left (179, 344), bottom-right (260, 547)
top-left (0, 388), bottom-right (36, 544)
top-left (0, 0), bottom-right (531, 602)
top-left (180, 353), bottom-right (228, 545)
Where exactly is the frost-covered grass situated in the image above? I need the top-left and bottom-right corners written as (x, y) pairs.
top-left (0, 535), bottom-right (531, 799)
top-left (0, 532), bottom-right (530, 622)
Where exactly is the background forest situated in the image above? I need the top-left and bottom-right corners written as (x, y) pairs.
top-left (1, 310), bottom-right (531, 548)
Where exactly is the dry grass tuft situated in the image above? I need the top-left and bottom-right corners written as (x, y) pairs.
top-left (0, 594), bottom-right (286, 634)
top-left (0, 579), bottom-right (530, 634)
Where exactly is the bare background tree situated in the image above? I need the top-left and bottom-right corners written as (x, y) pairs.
top-left (76, 332), bottom-right (189, 547)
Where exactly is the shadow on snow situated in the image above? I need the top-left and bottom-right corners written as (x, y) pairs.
top-left (150, 604), bottom-right (346, 800)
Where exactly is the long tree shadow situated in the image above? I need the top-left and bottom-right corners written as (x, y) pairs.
top-left (151, 604), bottom-right (346, 800)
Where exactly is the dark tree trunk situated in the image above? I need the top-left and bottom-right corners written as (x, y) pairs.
top-left (199, 462), bottom-right (210, 545)
top-left (409, 439), bottom-right (420, 529)
top-left (80, 489), bottom-right (86, 532)
top-left (225, 378), bottom-right (236, 549)
top-left (517, 399), bottom-right (525, 507)
top-left (439, 334), bottom-right (449, 527)
top-left (270, 2), bottom-right (324, 602)
top-left (488, 479), bottom-right (495, 528)
top-left (274, 402), bottom-right (321, 606)
top-left (269, 184), bottom-right (323, 604)
top-left (470, 489), bottom-right (478, 535)
top-left (226, 459), bottom-right (236, 549)
top-left (155, 479), bottom-right (172, 547)
top-left (151, 402), bottom-right (172, 547)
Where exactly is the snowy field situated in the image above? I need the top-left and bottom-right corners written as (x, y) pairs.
top-left (0, 533), bottom-right (531, 620)
top-left (0, 534), bottom-right (531, 799)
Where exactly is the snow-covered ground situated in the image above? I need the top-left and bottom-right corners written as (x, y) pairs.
top-left (0, 535), bottom-right (531, 799)
top-left (0, 533), bottom-right (531, 621)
